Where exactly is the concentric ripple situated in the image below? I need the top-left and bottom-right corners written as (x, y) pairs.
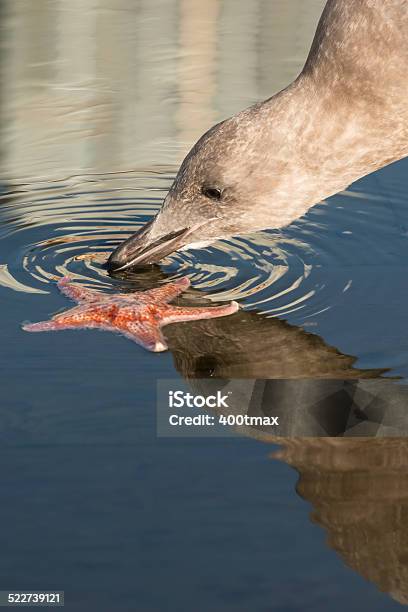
top-left (0, 168), bottom-right (338, 322)
top-left (0, 170), bottom-right (174, 295)
top-left (1, 167), bottom-right (407, 335)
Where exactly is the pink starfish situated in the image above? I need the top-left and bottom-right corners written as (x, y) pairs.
top-left (22, 276), bottom-right (239, 352)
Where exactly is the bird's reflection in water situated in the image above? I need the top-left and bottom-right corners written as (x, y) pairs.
top-left (115, 267), bottom-right (408, 438)
top-left (274, 438), bottom-right (408, 606)
top-left (164, 300), bottom-right (408, 436)
top-left (166, 309), bottom-right (384, 380)
top-left (115, 266), bottom-right (385, 379)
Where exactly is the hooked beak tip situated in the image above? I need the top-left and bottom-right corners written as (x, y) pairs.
top-left (106, 248), bottom-right (136, 273)
top-left (106, 218), bottom-right (217, 273)
top-left (106, 224), bottom-right (193, 272)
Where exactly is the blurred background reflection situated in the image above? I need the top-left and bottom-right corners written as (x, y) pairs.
top-left (0, 0), bottom-right (325, 179)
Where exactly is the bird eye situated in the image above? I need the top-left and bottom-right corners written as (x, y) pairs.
top-left (202, 186), bottom-right (222, 201)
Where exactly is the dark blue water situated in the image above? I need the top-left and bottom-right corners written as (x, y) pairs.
top-left (0, 400), bottom-right (401, 612)
top-left (1, 1), bottom-right (408, 610)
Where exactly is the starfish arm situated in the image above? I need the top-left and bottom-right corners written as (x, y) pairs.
top-left (160, 301), bottom-right (239, 325)
top-left (123, 321), bottom-right (168, 352)
top-left (132, 277), bottom-right (190, 304)
top-left (57, 276), bottom-right (101, 302)
top-left (22, 320), bottom-right (64, 332)
top-left (22, 318), bottom-right (110, 333)
top-left (23, 304), bottom-right (112, 333)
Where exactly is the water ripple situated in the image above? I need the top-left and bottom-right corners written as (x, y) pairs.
top-left (0, 171), bottom-right (172, 295)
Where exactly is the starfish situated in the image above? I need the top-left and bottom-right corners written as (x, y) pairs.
top-left (22, 276), bottom-right (239, 352)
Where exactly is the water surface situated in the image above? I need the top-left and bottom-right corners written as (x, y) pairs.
top-left (1, 1), bottom-right (407, 610)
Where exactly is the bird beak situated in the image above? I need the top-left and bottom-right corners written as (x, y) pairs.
top-left (106, 219), bottom-right (199, 272)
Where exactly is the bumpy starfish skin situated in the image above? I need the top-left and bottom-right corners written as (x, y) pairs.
top-left (22, 276), bottom-right (239, 352)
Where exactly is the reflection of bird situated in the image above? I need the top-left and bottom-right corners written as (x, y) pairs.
top-left (108, 0), bottom-right (408, 270)
top-left (168, 313), bottom-right (408, 435)
top-left (107, 265), bottom-right (382, 376)
top-left (22, 276), bottom-right (238, 352)
top-left (165, 305), bottom-right (385, 379)
top-left (275, 439), bottom-right (408, 605)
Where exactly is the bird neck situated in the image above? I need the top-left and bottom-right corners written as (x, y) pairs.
top-left (247, 71), bottom-right (408, 229)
